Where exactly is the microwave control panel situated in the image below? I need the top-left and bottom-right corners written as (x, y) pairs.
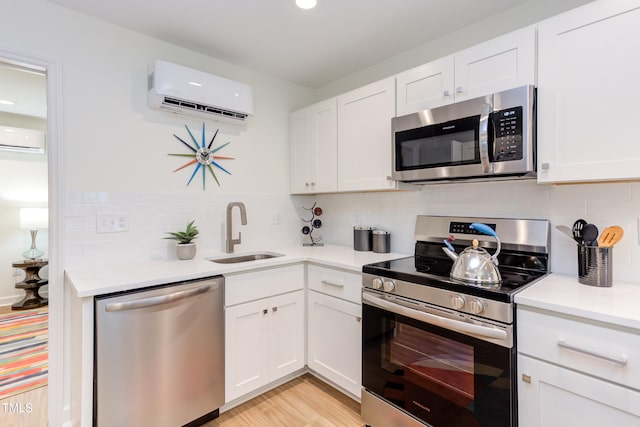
top-left (492, 106), bottom-right (523, 162)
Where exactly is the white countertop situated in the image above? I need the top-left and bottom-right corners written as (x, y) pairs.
top-left (515, 273), bottom-right (640, 330)
top-left (65, 244), bottom-right (409, 298)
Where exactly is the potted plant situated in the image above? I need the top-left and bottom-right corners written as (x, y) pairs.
top-left (164, 219), bottom-right (199, 260)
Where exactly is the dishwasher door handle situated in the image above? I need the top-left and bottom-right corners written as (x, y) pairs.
top-left (105, 285), bottom-right (211, 312)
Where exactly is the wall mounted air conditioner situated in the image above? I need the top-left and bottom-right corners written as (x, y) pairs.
top-left (0, 126), bottom-right (45, 154)
top-left (147, 60), bottom-right (253, 125)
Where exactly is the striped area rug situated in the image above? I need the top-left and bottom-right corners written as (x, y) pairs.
top-left (0, 307), bottom-right (48, 400)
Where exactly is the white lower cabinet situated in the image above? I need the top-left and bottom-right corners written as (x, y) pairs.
top-left (307, 290), bottom-right (362, 397)
top-left (306, 265), bottom-right (363, 398)
top-left (517, 306), bottom-right (640, 426)
top-left (518, 354), bottom-right (640, 427)
top-left (225, 265), bottom-right (305, 403)
top-left (225, 290), bottom-right (304, 402)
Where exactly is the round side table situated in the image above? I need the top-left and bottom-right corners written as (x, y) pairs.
top-left (11, 259), bottom-right (48, 310)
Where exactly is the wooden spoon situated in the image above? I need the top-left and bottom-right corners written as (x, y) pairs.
top-left (598, 226), bottom-right (624, 247)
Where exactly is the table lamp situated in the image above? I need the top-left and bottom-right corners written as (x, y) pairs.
top-left (20, 207), bottom-right (48, 260)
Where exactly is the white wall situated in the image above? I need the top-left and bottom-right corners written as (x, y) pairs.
top-left (0, 0), bottom-right (314, 424)
top-left (0, 0), bottom-right (316, 260)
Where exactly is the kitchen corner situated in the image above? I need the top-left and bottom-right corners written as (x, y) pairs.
top-left (65, 244), bottom-right (406, 426)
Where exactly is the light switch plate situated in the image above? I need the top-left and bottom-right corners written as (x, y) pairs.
top-left (97, 214), bottom-right (129, 233)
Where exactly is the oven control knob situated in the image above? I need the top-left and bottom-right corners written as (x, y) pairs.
top-left (372, 277), bottom-right (383, 290)
top-left (382, 279), bottom-right (396, 292)
top-left (451, 295), bottom-right (465, 310)
top-left (469, 299), bottom-right (485, 315)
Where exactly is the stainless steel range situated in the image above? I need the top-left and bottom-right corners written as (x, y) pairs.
top-left (361, 215), bottom-right (550, 427)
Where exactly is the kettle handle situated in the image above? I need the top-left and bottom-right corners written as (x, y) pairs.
top-left (470, 223), bottom-right (501, 264)
top-left (470, 223), bottom-right (496, 237)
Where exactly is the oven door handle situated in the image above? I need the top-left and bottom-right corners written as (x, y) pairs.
top-left (479, 102), bottom-right (493, 174)
top-left (362, 292), bottom-right (507, 341)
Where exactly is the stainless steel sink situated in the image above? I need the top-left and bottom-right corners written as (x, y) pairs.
top-left (206, 251), bottom-right (284, 264)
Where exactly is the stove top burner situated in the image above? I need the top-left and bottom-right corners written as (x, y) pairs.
top-left (362, 255), bottom-right (546, 303)
top-left (363, 215), bottom-right (550, 305)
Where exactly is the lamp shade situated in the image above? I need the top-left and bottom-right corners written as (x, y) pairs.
top-left (20, 207), bottom-right (48, 230)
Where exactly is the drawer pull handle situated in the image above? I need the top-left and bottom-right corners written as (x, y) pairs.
top-left (557, 339), bottom-right (628, 366)
top-left (321, 280), bottom-right (344, 288)
top-left (522, 374), bottom-right (531, 384)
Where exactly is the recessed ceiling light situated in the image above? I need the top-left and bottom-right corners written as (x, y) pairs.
top-left (296, 0), bottom-right (317, 10)
top-left (0, 99), bottom-right (16, 106)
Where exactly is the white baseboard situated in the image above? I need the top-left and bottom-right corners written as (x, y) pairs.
top-left (0, 295), bottom-right (20, 307)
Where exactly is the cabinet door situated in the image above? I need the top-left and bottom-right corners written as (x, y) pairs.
top-left (225, 299), bottom-right (270, 402)
top-left (454, 26), bottom-right (536, 103)
top-left (268, 290), bottom-right (305, 381)
top-left (518, 355), bottom-right (640, 427)
top-left (289, 98), bottom-right (338, 194)
top-left (537, 1), bottom-right (640, 183)
top-left (307, 290), bottom-right (362, 397)
top-left (396, 56), bottom-right (455, 115)
top-left (337, 77), bottom-right (397, 192)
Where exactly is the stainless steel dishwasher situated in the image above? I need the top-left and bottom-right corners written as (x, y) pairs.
top-left (94, 276), bottom-right (224, 427)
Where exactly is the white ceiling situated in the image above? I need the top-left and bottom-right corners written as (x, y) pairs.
top-left (45, 0), bottom-right (530, 88)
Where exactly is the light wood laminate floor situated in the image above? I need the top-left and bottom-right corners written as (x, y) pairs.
top-left (0, 385), bottom-right (48, 427)
top-left (207, 374), bottom-right (365, 427)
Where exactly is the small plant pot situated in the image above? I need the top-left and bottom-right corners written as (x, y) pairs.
top-left (176, 243), bottom-right (197, 260)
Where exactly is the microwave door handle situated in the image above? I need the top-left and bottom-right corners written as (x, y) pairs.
top-left (479, 102), bottom-right (493, 174)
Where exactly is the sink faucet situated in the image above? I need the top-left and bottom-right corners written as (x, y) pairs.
top-left (226, 202), bottom-right (247, 253)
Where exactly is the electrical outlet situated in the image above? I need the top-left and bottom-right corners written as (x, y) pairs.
top-left (353, 210), bottom-right (362, 226)
top-left (271, 210), bottom-right (281, 225)
top-left (97, 214), bottom-right (129, 233)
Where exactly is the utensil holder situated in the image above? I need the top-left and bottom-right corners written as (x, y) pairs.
top-left (577, 245), bottom-right (612, 287)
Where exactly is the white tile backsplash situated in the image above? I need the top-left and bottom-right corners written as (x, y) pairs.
top-left (311, 180), bottom-right (640, 285)
top-left (64, 191), bottom-right (305, 268)
top-left (65, 182), bottom-right (640, 285)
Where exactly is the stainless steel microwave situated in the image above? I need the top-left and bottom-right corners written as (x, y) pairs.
top-left (392, 85), bottom-right (536, 183)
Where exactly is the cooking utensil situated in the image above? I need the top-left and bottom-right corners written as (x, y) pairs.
top-left (442, 222), bottom-right (502, 286)
top-left (555, 225), bottom-right (576, 242)
top-left (572, 219), bottom-right (587, 244)
top-left (581, 223), bottom-right (599, 246)
top-left (598, 225), bottom-right (624, 247)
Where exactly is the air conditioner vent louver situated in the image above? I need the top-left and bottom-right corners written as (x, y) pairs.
top-left (161, 97), bottom-right (249, 121)
top-left (148, 60), bottom-right (253, 125)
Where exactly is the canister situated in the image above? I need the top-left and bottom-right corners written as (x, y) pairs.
top-left (372, 230), bottom-right (391, 253)
top-left (353, 227), bottom-right (372, 251)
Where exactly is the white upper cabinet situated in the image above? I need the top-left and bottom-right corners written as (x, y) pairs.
top-left (289, 98), bottom-right (338, 194)
top-left (337, 77), bottom-right (399, 192)
top-left (537, 0), bottom-right (640, 183)
top-left (454, 26), bottom-right (536, 103)
top-left (396, 26), bottom-right (536, 115)
top-left (396, 56), bottom-right (455, 115)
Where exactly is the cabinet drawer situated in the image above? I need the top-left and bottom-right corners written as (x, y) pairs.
top-left (225, 264), bottom-right (304, 306)
top-left (307, 265), bottom-right (362, 304)
top-left (518, 307), bottom-right (640, 391)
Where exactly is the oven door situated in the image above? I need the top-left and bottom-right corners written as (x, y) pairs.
top-left (362, 290), bottom-right (516, 427)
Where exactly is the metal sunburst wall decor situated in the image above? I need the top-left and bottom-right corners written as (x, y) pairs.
top-left (169, 123), bottom-right (234, 189)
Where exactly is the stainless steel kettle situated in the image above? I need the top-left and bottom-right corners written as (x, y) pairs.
top-left (442, 223), bottom-right (502, 286)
